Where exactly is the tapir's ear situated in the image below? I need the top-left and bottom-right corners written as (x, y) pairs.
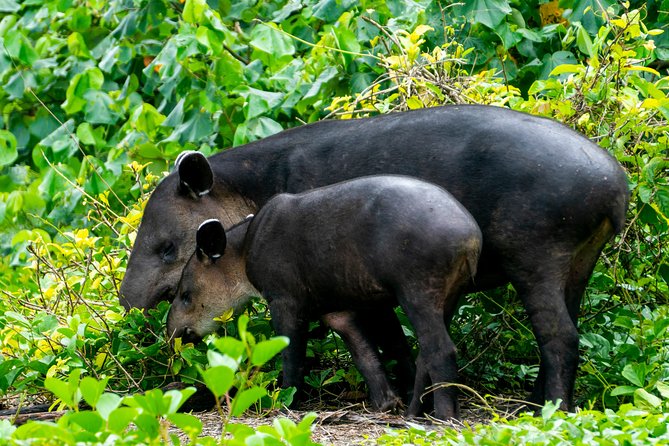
top-left (176, 151), bottom-right (213, 198)
top-left (196, 219), bottom-right (227, 262)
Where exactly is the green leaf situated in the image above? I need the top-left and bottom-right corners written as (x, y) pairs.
top-left (576, 25), bottom-right (594, 57)
top-left (162, 108), bottom-right (215, 144)
top-left (201, 365), bottom-right (234, 398)
top-left (296, 412), bottom-right (318, 431)
top-left (68, 7), bottom-right (92, 32)
top-left (13, 421), bottom-right (75, 443)
top-left (655, 381), bottom-right (669, 399)
top-left (456, 0), bottom-right (512, 29)
top-left (249, 23), bottom-right (295, 67)
top-left (130, 103), bottom-right (166, 136)
top-left (244, 88), bottom-right (284, 120)
top-left (406, 96), bottom-right (423, 110)
top-left (96, 393), bottom-right (122, 421)
top-left (196, 26), bottom-right (223, 55)
top-left (330, 25), bottom-right (360, 67)
top-left (549, 64), bottom-right (586, 76)
top-left (0, 130), bottom-right (18, 166)
top-left (622, 363), bottom-right (647, 387)
top-left (165, 387), bottom-right (197, 414)
top-left (312, 0), bottom-right (346, 22)
top-left (65, 411), bottom-right (104, 433)
top-left (494, 21), bottom-right (522, 50)
top-left (540, 399), bottom-right (560, 420)
top-left (133, 413), bottom-right (161, 438)
top-left (231, 386), bottom-right (266, 416)
top-left (107, 407), bottom-right (138, 433)
top-left (62, 68), bottom-right (104, 115)
top-left (67, 32), bottom-right (91, 58)
top-left (611, 385), bottom-right (638, 396)
top-left (251, 336), bottom-right (289, 366)
top-left (45, 376), bottom-right (76, 408)
top-left (183, 0), bottom-right (206, 24)
top-left (83, 91), bottom-right (122, 125)
top-left (3, 30), bottom-right (38, 65)
top-left (237, 314), bottom-right (249, 342)
top-left (633, 388), bottom-right (662, 410)
top-left (167, 413), bottom-right (203, 437)
top-left (76, 123), bottom-right (106, 146)
top-left (212, 337), bottom-right (245, 360)
top-left (0, 0), bottom-right (20, 12)
top-left (240, 116), bottom-right (284, 143)
top-left (539, 51), bottom-right (578, 79)
top-left (79, 376), bottom-right (108, 408)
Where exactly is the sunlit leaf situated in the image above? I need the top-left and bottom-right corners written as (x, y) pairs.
top-left (231, 386), bottom-right (266, 416)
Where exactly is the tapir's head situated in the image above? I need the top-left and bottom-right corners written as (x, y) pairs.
top-left (167, 219), bottom-right (256, 343)
top-left (119, 151), bottom-right (255, 311)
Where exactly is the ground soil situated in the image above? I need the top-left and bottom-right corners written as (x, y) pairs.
top-left (175, 396), bottom-right (530, 445)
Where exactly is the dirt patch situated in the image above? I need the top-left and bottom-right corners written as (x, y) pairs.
top-left (175, 397), bottom-right (530, 445)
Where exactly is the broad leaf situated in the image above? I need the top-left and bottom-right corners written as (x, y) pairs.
top-left (622, 363), bottom-right (647, 387)
top-left (0, 130), bottom-right (17, 166)
top-left (456, 0), bottom-right (512, 29)
top-left (251, 336), bottom-right (289, 366)
top-left (231, 386), bottom-right (267, 416)
top-left (201, 365), bottom-right (234, 398)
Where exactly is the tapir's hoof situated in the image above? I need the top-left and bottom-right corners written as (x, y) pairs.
top-left (405, 398), bottom-right (459, 421)
top-left (373, 394), bottom-right (404, 413)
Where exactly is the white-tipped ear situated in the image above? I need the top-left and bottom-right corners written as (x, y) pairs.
top-left (176, 151), bottom-right (213, 198)
top-left (174, 150), bottom-right (199, 170)
top-left (196, 219), bottom-right (226, 260)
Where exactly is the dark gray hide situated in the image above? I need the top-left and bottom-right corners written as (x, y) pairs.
top-left (122, 104), bottom-right (629, 411)
top-left (168, 176), bottom-right (482, 420)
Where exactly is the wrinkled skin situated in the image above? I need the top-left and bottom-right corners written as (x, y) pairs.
top-left (122, 104), bottom-right (629, 412)
top-left (168, 176), bottom-right (482, 420)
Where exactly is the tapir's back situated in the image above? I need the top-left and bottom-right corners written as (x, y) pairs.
top-left (244, 175), bottom-right (481, 311)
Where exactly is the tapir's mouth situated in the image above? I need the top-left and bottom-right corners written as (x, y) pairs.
top-left (152, 285), bottom-right (176, 306)
top-left (118, 284), bottom-right (176, 311)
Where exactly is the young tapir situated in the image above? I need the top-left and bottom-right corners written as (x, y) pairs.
top-left (122, 104), bottom-right (629, 412)
top-left (168, 175), bottom-right (482, 420)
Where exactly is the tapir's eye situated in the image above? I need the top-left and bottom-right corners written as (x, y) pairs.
top-left (180, 291), bottom-right (191, 306)
top-left (161, 242), bottom-right (177, 264)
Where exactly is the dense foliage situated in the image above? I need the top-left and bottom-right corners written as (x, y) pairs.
top-left (0, 0), bottom-right (668, 444)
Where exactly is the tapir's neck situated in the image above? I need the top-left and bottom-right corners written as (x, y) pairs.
top-left (216, 219), bottom-right (260, 310)
top-left (209, 141), bottom-right (290, 207)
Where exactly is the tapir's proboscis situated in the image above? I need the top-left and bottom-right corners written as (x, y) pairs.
top-left (168, 176), bottom-right (482, 420)
top-left (121, 105), bottom-right (629, 415)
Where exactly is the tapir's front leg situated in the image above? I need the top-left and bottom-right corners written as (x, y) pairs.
top-left (266, 294), bottom-right (309, 395)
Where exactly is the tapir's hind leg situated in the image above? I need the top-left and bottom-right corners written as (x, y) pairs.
top-left (507, 250), bottom-right (579, 412)
top-left (565, 219), bottom-right (616, 324)
top-left (402, 257), bottom-right (472, 420)
top-left (402, 301), bottom-right (459, 420)
top-left (525, 219), bottom-right (616, 409)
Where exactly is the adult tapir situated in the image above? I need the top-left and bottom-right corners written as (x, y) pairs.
top-left (168, 176), bottom-right (482, 420)
top-left (120, 104), bottom-right (629, 412)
